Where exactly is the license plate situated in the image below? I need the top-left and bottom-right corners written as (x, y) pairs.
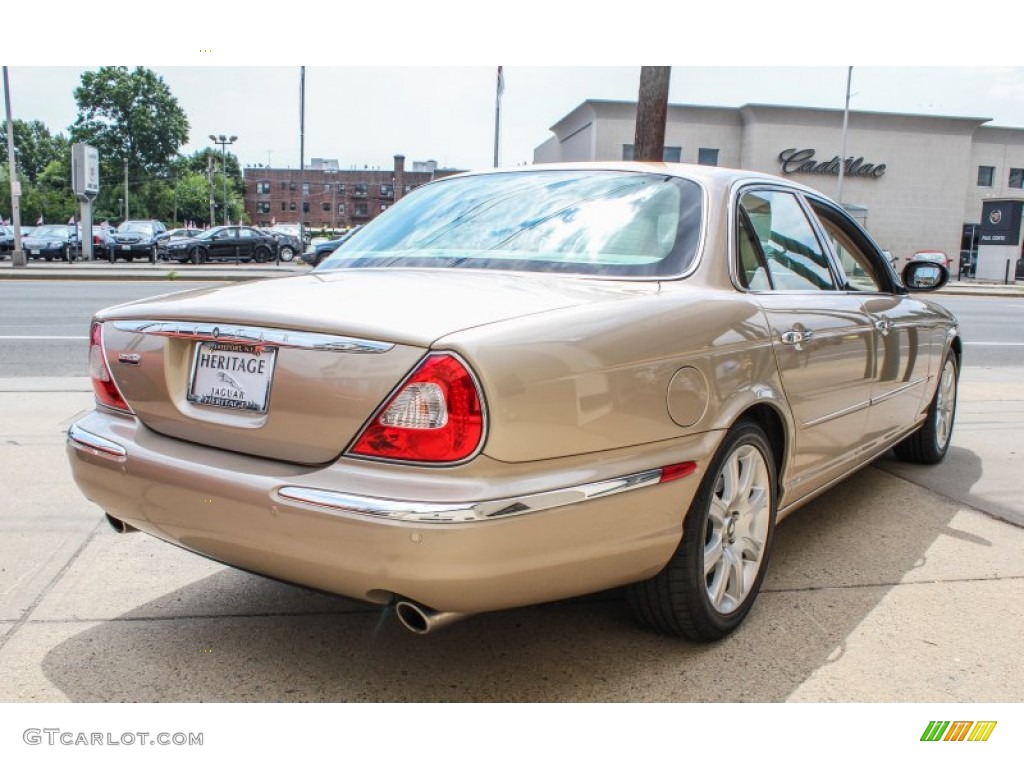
top-left (121, 245), bottom-right (131, 250)
top-left (30, 249), bottom-right (39, 255)
top-left (187, 342), bottom-right (278, 413)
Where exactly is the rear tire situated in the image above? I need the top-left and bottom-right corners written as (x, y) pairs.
top-left (893, 349), bottom-right (958, 464)
top-left (279, 245), bottom-right (295, 262)
top-left (627, 421), bottom-right (777, 641)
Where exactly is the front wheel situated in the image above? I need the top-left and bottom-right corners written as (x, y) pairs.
top-left (253, 246), bottom-right (271, 263)
top-left (627, 421), bottom-right (777, 641)
top-left (893, 349), bottom-right (958, 464)
top-left (278, 245), bottom-right (295, 262)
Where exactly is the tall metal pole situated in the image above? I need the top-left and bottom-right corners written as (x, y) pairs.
top-left (493, 66), bottom-right (504, 168)
top-left (207, 154), bottom-right (215, 226)
top-left (3, 66), bottom-right (25, 267)
top-left (299, 66), bottom-right (305, 249)
top-left (221, 143), bottom-right (229, 225)
top-left (123, 161), bottom-right (129, 221)
top-left (836, 66), bottom-right (853, 203)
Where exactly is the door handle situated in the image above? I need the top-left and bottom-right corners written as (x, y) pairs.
top-left (781, 329), bottom-right (814, 346)
top-left (874, 318), bottom-right (894, 335)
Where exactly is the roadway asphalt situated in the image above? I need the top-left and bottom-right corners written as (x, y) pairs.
top-left (0, 259), bottom-right (1022, 711)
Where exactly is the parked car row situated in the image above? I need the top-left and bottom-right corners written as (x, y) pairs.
top-left (0, 220), bottom-right (310, 264)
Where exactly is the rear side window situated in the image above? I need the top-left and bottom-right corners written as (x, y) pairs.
top-left (739, 190), bottom-right (836, 291)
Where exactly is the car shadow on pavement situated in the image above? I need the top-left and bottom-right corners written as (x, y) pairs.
top-left (37, 464), bottom-right (1001, 703)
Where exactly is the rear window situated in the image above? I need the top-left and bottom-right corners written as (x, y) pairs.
top-left (318, 170), bottom-right (704, 278)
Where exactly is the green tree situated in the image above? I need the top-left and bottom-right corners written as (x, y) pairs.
top-left (171, 172), bottom-right (216, 227)
top-left (172, 148), bottom-right (244, 224)
top-left (0, 119), bottom-right (69, 184)
top-left (70, 66), bottom-right (189, 220)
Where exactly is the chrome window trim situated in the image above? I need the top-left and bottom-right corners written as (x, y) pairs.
top-left (111, 320), bottom-right (394, 354)
top-left (276, 468), bottom-right (665, 524)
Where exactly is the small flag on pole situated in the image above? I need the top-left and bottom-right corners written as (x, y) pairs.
top-left (68, 216), bottom-right (75, 225)
top-left (496, 66), bottom-right (505, 98)
top-left (37, 215), bottom-right (44, 226)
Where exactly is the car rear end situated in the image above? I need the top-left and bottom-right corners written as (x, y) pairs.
top-left (66, 267), bottom-right (716, 615)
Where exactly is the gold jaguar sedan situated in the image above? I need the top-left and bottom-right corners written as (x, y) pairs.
top-left (67, 163), bottom-right (959, 641)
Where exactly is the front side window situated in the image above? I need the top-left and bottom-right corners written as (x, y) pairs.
top-left (1010, 168), bottom-right (1024, 189)
top-left (738, 189), bottom-right (835, 291)
top-left (808, 200), bottom-right (885, 292)
top-left (320, 170), bottom-right (704, 278)
top-left (978, 166), bottom-right (995, 187)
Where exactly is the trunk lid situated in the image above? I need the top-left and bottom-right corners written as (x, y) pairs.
top-left (95, 270), bottom-right (657, 464)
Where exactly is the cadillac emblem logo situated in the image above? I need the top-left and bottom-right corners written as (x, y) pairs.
top-left (989, 209), bottom-right (1003, 225)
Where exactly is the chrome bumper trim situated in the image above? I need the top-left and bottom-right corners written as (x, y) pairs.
top-left (67, 423), bottom-right (128, 462)
top-left (111, 320), bottom-right (394, 354)
top-left (276, 468), bottom-right (665, 524)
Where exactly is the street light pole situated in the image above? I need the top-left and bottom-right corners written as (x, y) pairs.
top-left (2, 66), bottom-right (25, 267)
top-left (209, 134), bottom-right (237, 226)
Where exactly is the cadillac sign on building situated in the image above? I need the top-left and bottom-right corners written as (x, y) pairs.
top-left (778, 148), bottom-right (887, 179)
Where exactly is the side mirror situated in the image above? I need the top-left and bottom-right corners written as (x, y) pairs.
top-left (902, 261), bottom-right (949, 292)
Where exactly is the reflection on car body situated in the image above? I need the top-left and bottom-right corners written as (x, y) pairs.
top-left (67, 163), bottom-right (959, 641)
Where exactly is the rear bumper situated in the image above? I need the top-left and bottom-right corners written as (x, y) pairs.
top-left (66, 410), bottom-right (720, 613)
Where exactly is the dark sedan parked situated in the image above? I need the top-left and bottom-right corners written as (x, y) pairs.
top-left (108, 220), bottom-right (167, 263)
top-left (162, 225), bottom-right (280, 264)
top-left (24, 224), bottom-right (81, 261)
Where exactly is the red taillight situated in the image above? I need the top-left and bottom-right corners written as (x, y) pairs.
top-left (89, 322), bottom-right (131, 412)
top-left (349, 353), bottom-right (484, 463)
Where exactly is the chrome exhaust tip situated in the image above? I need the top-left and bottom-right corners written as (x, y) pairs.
top-left (105, 513), bottom-right (137, 534)
top-left (394, 600), bottom-right (470, 635)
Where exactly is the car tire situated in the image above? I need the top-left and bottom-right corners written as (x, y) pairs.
top-left (279, 245), bottom-right (295, 262)
top-left (253, 246), bottom-right (271, 263)
top-left (149, 246), bottom-right (157, 264)
top-left (893, 349), bottom-right (958, 465)
top-left (627, 420), bottom-right (777, 641)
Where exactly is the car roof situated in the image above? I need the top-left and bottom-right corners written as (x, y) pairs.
top-left (443, 161), bottom-right (821, 199)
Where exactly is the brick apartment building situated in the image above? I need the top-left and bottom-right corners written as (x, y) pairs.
top-left (243, 154), bottom-right (462, 230)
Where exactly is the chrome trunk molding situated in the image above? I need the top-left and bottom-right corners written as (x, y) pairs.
top-left (276, 468), bottom-right (665, 524)
top-left (111, 320), bottom-right (394, 354)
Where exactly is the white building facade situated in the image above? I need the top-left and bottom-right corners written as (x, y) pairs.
top-left (534, 100), bottom-right (1024, 266)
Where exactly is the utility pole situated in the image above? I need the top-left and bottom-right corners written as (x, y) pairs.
top-left (836, 66), bottom-right (853, 204)
top-left (3, 66), bottom-right (25, 267)
top-left (207, 153), bottom-right (215, 225)
top-left (633, 66), bottom-right (671, 162)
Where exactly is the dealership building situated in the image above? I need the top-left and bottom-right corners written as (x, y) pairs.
top-left (534, 100), bottom-right (1024, 269)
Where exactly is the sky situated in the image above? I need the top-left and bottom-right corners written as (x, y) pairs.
top-left (4, 4), bottom-right (1024, 174)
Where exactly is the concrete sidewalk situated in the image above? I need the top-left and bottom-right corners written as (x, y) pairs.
top-left (0, 369), bottom-right (1021, 703)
